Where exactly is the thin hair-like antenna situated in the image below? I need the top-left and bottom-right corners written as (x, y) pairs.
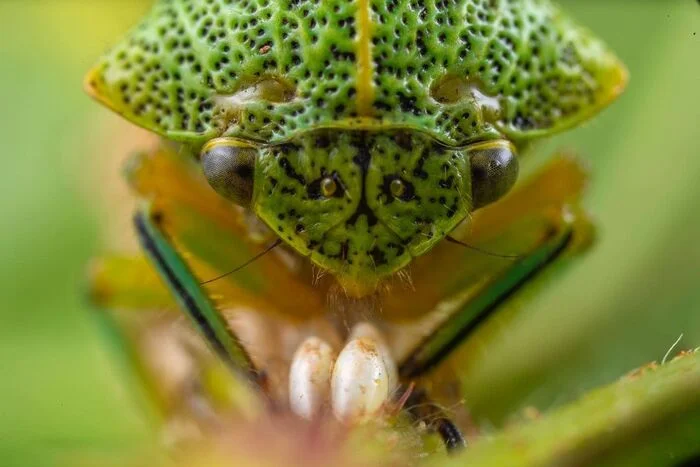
top-left (200, 239), bottom-right (282, 285)
top-left (446, 235), bottom-right (521, 260)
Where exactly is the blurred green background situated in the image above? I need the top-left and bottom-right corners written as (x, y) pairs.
top-left (0, 1), bottom-right (697, 465)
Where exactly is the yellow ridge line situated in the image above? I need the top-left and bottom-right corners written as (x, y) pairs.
top-left (355, 0), bottom-right (374, 116)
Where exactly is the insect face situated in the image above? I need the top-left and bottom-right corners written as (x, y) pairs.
top-left (199, 130), bottom-right (517, 295)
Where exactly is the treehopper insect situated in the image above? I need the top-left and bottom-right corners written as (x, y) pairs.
top-left (85, 0), bottom-right (627, 459)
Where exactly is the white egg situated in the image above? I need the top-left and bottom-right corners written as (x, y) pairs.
top-left (288, 336), bottom-right (336, 419)
top-left (331, 337), bottom-right (390, 423)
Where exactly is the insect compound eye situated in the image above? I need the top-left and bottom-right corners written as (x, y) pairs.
top-left (200, 138), bottom-right (257, 207)
top-left (469, 140), bottom-right (519, 209)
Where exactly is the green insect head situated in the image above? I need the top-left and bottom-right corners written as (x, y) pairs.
top-left (201, 131), bottom-right (517, 295)
top-left (85, 0), bottom-right (627, 296)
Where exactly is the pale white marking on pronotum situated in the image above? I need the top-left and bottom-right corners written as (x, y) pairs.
top-left (289, 336), bottom-right (336, 419)
top-left (349, 322), bottom-right (398, 392)
top-left (331, 336), bottom-right (390, 423)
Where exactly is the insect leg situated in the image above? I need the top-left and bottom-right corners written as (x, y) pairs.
top-left (399, 219), bottom-right (573, 379)
top-left (400, 385), bottom-right (466, 452)
top-left (134, 203), bottom-right (258, 384)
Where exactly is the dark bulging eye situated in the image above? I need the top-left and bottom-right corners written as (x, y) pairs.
top-left (201, 139), bottom-right (257, 206)
top-left (469, 141), bottom-right (519, 209)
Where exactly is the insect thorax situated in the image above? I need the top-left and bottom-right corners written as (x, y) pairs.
top-left (88, 0), bottom-right (624, 147)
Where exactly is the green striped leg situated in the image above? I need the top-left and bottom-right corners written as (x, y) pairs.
top-left (399, 221), bottom-right (573, 379)
top-left (133, 204), bottom-right (257, 385)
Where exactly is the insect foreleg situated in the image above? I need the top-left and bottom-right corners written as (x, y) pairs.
top-left (399, 219), bottom-right (574, 380)
top-left (134, 204), bottom-right (258, 385)
top-left (399, 385), bottom-right (467, 452)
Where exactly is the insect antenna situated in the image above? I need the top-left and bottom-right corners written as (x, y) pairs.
top-left (200, 238), bottom-right (282, 285)
top-left (445, 235), bottom-right (521, 260)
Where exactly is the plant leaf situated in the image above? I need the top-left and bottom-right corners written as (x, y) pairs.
top-left (438, 351), bottom-right (700, 467)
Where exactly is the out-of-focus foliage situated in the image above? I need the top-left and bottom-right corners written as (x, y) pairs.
top-left (0, 1), bottom-right (697, 466)
top-left (0, 2), bottom-right (154, 464)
